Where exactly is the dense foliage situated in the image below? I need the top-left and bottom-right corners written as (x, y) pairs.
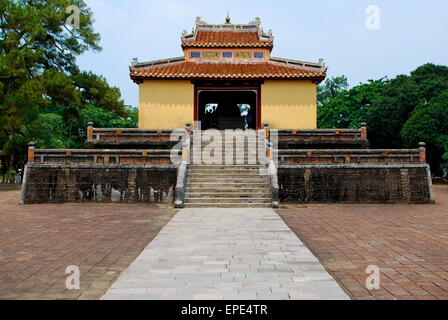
top-left (318, 64), bottom-right (448, 176)
top-left (0, 0), bottom-right (134, 179)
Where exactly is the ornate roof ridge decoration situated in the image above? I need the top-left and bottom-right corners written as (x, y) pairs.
top-left (181, 16), bottom-right (274, 48)
top-left (130, 58), bottom-right (326, 83)
top-left (130, 56), bottom-right (184, 70)
top-left (131, 57), bottom-right (326, 72)
top-left (129, 16), bottom-right (327, 83)
top-left (270, 57), bottom-right (327, 73)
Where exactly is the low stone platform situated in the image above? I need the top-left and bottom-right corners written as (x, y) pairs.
top-left (102, 208), bottom-right (349, 300)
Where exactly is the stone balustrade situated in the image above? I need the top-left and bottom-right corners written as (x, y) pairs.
top-left (86, 123), bottom-right (185, 149)
top-left (273, 124), bottom-right (369, 149)
top-left (29, 148), bottom-right (180, 165)
top-left (277, 148), bottom-right (424, 164)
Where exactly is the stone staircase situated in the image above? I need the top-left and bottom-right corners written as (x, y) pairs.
top-left (183, 132), bottom-right (272, 208)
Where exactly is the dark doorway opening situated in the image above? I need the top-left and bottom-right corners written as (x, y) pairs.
top-left (198, 90), bottom-right (257, 130)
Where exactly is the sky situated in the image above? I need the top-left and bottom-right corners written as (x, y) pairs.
top-left (77, 0), bottom-right (448, 107)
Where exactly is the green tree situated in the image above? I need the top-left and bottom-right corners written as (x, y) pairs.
top-left (401, 92), bottom-right (448, 176)
top-left (24, 113), bottom-right (65, 148)
top-left (318, 79), bottom-right (386, 129)
top-left (365, 75), bottom-right (422, 148)
top-left (0, 0), bottom-right (127, 171)
top-left (317, 75), bottom-right (349, 106)
top-left (318, 63), bottom-right (448, 176)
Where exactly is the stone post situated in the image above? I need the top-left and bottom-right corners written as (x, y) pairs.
top-left (185, 122), bottom-right (192, 138)
top-left (267, 142), bottom-right (273, 161)
top-left (87, 122), bottom-right (94, 140)
top-left (360, 122), bottom-right (367, 140)
top-left (28, 142), bottom-right (35, 163)
top-left (183, 123), bottom-right (192, 162)
top-left (419, 142), bottom-right (426, 163)
top-left (263, 123), bottom-right (270, 140)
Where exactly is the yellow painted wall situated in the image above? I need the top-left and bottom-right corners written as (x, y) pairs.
top-left (139, 80), bottom-right (193, 129)
top-left (261, 80), bottom-right (317, 129)
top-left (138, 79), bottom-right (317, 129)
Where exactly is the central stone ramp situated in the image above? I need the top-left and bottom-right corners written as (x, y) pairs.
top-left (102, 208), bottom-right (349, 300)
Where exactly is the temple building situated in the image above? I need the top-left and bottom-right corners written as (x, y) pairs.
top-left (20, 16), bottom-right (434, 207)
top-left (130, 16), bottom-right (326, 130)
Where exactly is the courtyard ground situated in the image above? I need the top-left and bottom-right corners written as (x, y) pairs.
top-left (0, 187), bottom-right (176, 299)
top-left (277, 184), bottom-right (448, 300)
top-left (0, 185), bottom-right (446, 300)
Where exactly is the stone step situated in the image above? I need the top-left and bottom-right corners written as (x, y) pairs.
top-left (194, 152), bottom-right (262, 154)
top-left (187, 174), bottom-right (268, 178)
top-left (189, 161), bottom-right (264, 165)
top-left (193, 153), bottom-right (263, 156)
top-left (194, 143), bottom-right (261, 145)
top-left (194, 147), bottom-right (262, 150)
top-left (191, 144), bottom-right (264, 152)
top-left (193, 142), bottom-right (264, 144)
top-left (191, 155), bottom-right (262, 158)
top-left (182, 155), bottom-right (272, 208)
top-left (188, 169), bottom-right (263, 174)
top-left (184, 197), bottom-right (271, 204)
top-left (186, 187), bottom-right (271, 193)
top-left (185, 192), bottom-right (270, 198)
top-left (193, 151), bottom-right (263, 153)
top-left (187, 176), bottom-right (268, 181)
top-left (183, 203), bottom-right (272, 208)
top-left (186, 181), bottom-right (269, 187)
top-left (189, 165), bottom-right (265, 169)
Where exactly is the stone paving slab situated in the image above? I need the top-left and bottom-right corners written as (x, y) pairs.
top-left (102, 208), bottom-right (349, 300)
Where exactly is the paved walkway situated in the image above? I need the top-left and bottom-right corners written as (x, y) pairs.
top-left (102, 208), bottom-right (349, 300)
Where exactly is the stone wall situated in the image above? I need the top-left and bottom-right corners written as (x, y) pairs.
top-left (21, 163), bottom-right (177, 204)
top-left (278, 163), bottom-right (434, 204)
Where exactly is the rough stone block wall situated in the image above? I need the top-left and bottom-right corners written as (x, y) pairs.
top-left (21, 164), bottom-right (177, 204)
top-left (278, 164), bottom-right (434, 204)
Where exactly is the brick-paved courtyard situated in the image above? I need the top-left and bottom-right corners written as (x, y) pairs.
top-left (277, 185), bottom-right (448, 300)
top-left (0, 187), bottom-right (176, 300)
top-left (0, 184), bottom-right (447, 300)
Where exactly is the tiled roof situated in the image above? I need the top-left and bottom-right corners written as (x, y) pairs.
top-left (182, 30), bottom-right (273, 48)
top-left (130, 59), bottom-right (326, 81)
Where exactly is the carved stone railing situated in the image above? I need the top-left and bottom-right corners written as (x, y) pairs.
top-left (263, 123), bottom-right (279, 208)
top-left (28, 146), bottom-right (178, 165)
top-left (174, 123), bottom-right (191, 208)
top-left (275, 123), bottom-right (369, 149)
top-left (277, 146), bottom-right (425, 165)
top-left (86, 123), bottom-right (181, 149)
